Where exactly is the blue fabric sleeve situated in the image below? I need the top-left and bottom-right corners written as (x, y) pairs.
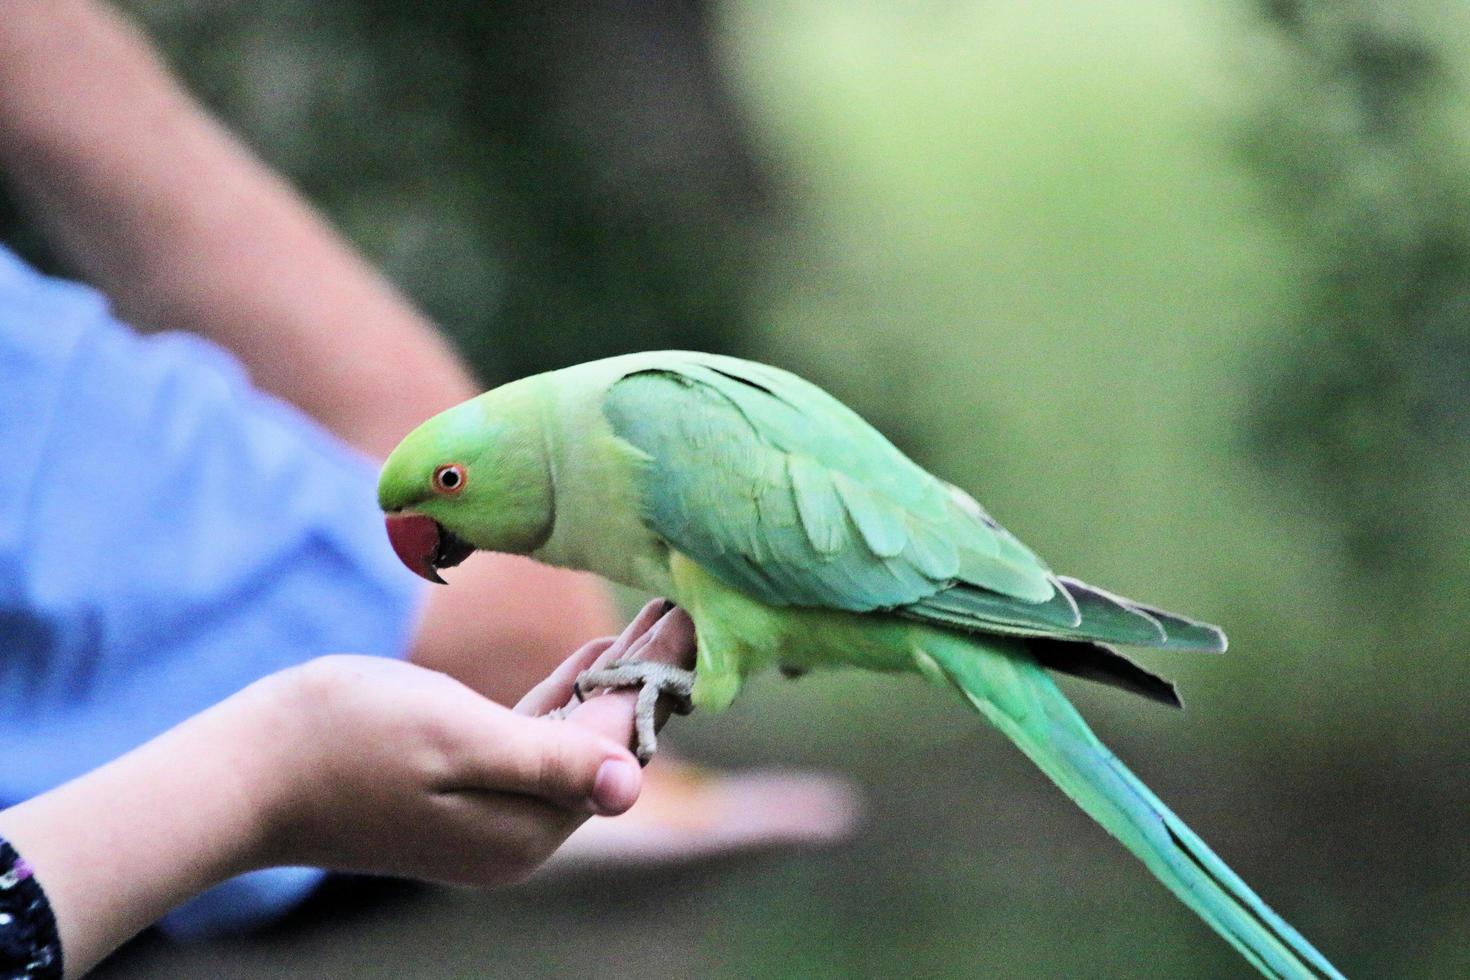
top-left (0, 245), bottom-right (428, 937)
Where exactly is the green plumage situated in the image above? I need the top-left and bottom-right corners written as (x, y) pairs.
top-left (601, 357), bottom-right (1226, 656)
top-left (925, 632), bottom-right (1338, 980)
top-left (378, 350), bottom-right (1341, 979)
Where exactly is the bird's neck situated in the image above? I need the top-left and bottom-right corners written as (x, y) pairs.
top-left (529, 377), bottom-right (674, 595)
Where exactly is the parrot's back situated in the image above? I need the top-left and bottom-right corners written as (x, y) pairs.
top-left (552, 353), bottom-right (1224, 681)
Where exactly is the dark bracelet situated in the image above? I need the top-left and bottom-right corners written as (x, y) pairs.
top-left (0, 839), bottom-right (61, 980)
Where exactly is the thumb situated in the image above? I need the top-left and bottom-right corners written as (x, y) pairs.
top-left (457, 710), bottom-right (643, 816)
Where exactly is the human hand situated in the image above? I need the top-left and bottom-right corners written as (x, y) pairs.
top-left (0, 601), bottom-right (695, 978)
top-left (249, 599), bottom-right (696, 886)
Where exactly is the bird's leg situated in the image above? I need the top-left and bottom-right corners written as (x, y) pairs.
top-left (574, 659), bottom-right (697, 764)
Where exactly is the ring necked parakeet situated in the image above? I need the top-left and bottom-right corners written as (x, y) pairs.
top-left (378, 351), bottom-right (1340, 979)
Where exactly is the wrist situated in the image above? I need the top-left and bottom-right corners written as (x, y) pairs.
top-left (0, 682), bottom-right (294, 975)
top-left (206, 670), bottom-right (320, 874)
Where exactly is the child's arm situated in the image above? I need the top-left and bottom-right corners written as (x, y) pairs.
top-left (0, 1), bottom-right (620, 704)
top-left (0, 0), bottom-right (476, 458)
top-left (0, 603), bottom-right (692, 979)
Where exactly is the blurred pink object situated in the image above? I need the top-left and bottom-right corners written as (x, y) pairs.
top-left (544, 757), bottom-right (860, 871)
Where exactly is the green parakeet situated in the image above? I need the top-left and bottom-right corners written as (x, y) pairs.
top-left (378, 351), bottom-right (1340, 979)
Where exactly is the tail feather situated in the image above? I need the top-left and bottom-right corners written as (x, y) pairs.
top-left (923, 634), bottom-right (1341, 980)
top-left (1058, 577), bottom-right (1228, 653)
top-left (1028, 638), bottom-right (1182, 709)
top-left (901, 577), bottom-right (1228, 653)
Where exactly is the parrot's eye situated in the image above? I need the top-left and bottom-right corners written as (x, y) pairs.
top-left (432, 464), bottom-right (467, 495)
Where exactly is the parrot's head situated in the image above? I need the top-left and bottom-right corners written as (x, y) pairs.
top-left (377, 381), bottom-right (554, 583)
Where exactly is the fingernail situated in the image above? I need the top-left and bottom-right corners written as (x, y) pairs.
top-left (591, 757), bottom-right (641, 815)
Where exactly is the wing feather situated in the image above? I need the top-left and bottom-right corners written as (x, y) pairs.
top-left (601, 354), bottom-right (1224, 655)
top-left (603, 358), bottom-right (1056, 613)
top-left (788, 455), bottom-right (846, 556)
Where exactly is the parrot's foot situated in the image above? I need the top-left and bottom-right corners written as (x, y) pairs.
top-left (574, 659), bottom-right (697, 764)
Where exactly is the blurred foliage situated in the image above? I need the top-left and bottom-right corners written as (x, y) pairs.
top-left (10, 0), bottom-right (773, 381)
top-left (1246, 0), bottom-right (1470, 575)
top-left (2, 0), bottom-right (1465, 977)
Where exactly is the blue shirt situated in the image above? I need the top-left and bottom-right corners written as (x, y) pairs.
top-left (0, 245), bottom-right (426, 937)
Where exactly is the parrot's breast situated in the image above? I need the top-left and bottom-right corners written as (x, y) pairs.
top-left (666, 550), bottom-right (927, 711)
top-left (527, 366), bottom-right (674, 594)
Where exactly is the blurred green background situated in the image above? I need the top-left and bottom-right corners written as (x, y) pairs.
top-left (9, 0), bottom-right (1469, 976)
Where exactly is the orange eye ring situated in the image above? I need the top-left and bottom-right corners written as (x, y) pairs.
top-left (432, 463), bottom-right (467, 495)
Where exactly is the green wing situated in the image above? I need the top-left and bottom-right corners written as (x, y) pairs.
top-left (602, 354), bottom-right (1224, 653)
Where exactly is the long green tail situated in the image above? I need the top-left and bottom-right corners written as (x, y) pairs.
top-left (923, 633), bottom-right (1342, 980)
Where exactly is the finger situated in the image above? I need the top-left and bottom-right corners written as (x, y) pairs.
top-left (517, 599), bottom-right (684, 716)
top-left (582, 602), bottom-right (691, 685)
top-left (525, 600), bottom-right (693, 764)
top-left (629, 607), bottom-right (697, 736)
top-left (562, 607), bottom-right (698, 760)
top-left (514, 636), bottom-right (616, 716)
top-left (561, 686), bottom-right (639, 742)
top-left (454, 710), bottom-right (642, 816)
top-left (588, 598), bottom-right (674, 671)
top-left (559, 672), bottom-right (682, 760)
top-left (620, 597), bottom-right (676, 645)
top-left (634, 606), bottom-right (697, 669)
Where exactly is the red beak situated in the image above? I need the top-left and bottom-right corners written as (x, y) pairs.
top-left (385, 513), bottom-right (447, 584)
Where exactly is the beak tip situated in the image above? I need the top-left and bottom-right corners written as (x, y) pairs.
top-left (384, 512), bottom-right (446, 585)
